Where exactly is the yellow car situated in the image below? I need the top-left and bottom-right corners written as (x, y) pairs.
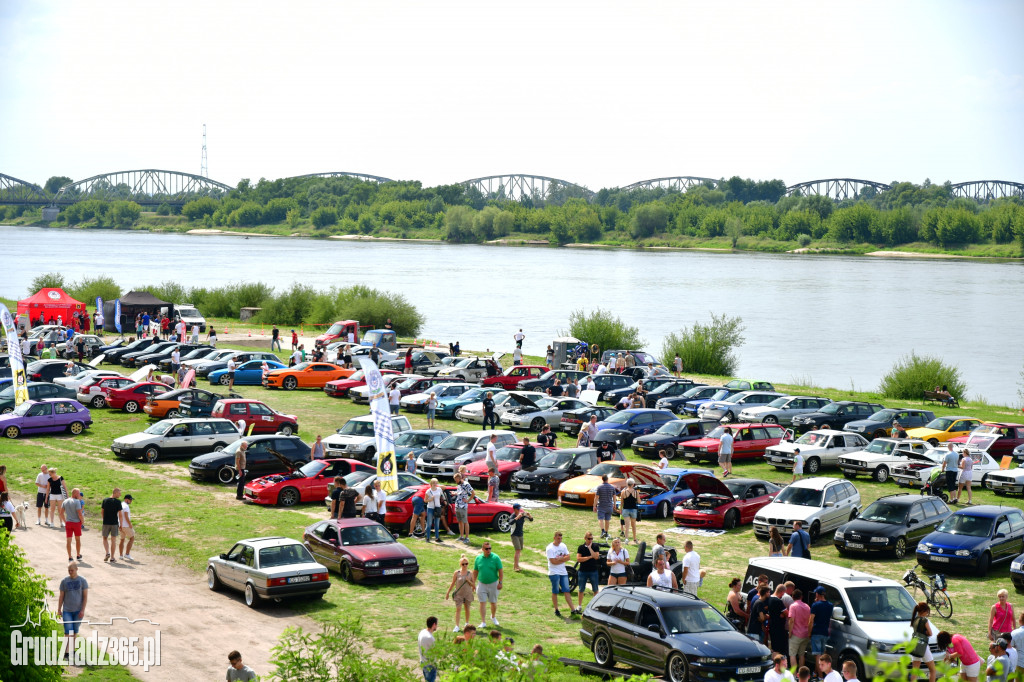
top-left (557, 461), bottom-right (661, 508)
top-left (906, 416), bottom-right (982, 446)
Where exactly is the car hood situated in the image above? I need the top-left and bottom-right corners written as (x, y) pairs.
top-left (682, 474), bottom-right (734, 498)
top-left (667, 631), bottom-right (769, 659)
top-left (344, 543), bottom-right (416, 562)
top-left (325, 433), bottom-right (374, 446)
top-left (757, 501), bottom-right (818, 522)
top-left (420, 449), bottom-right (467, 463)
top-left (682, 437), bottom-right (719, 449)
top-left (632, 434), bottom-right (677, 445)
top-left (247, 471), bottom-right (307, 488)
top-left (513, 466), bottom-right (565, 479)
top-left (921, 532), bottom-right (988, 551)
top-left (906, 428), bottom-right (944, 439)
top-left (841, 519), bottom-right (903, 535)
top-left (113, 432), bottom-right (157, 446)
top-left (560, 475), bottom-right (603, 492)
top-left (468, 460), bottom-right (519, 475)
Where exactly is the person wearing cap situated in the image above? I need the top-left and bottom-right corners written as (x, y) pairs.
top-left (509, 502), bottom-right (532, 571)
top-left (118, 494), bottom-right (135, 561)
top-left (988, 639), bottom-right (1011, 682)
top-left (808, 587), bottom-right (833, 666)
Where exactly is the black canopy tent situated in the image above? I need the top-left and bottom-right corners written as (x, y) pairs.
top-left (102, 291), bottom-right (172, 333)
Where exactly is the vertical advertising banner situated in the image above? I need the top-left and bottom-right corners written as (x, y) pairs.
top-left (357, 358), bottom-right (398, 493)
top-left (0, 304), bottom-right (29, 406)
top-left (114, 299), bottom-right (122, 334)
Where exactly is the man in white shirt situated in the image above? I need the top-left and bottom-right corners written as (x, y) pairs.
top-left (513, 329), bottom-right (525, 347)
top-left (512, 346), bottom-right (522, 366)
top-left (594, 362), bottom-right (608, 376)
top-left (225, 357), bottom-right (237, 391)
top-left (719, 427), bottom-right (734, 478)
top-left (117, 494), bottom-right (135, 561)
top-left (681, 540), bottom-right (701, 595)
top-left (764, 654), bottom-right (795, 682)
top-left (389, 386), bottom-right (401, 414)
top-left (584, 376), bottom-right (596, 392)
top-left (346, 330), bottom-right (355, 344)
top-left (792, 448), bottom-right (804, 483)
top-left (35, 463), bottom-right (51, 525)
top-left (485, 434), bottom-right (498, 469)
top-left (583, 416), bottom-right (599, 446)
top-left (545, 531), bottom-right (574, 617)
top-left (190, 324), bottom-right (199, 344)
top-left (418, 616), bottom-right (438, 682)
top-left (817, 654), bottom-right (843, 682)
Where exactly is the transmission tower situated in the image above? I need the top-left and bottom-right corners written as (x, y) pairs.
top-left (200, 124), bottom-right (208, 178)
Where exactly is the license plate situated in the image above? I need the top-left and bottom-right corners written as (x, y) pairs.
top-left (287, 575), bottom-right (311, 583)
top-left (770, 457), bottom-right (784, 463)
top-left (737, 666), bottom-right (761, 675)
top-left (383, 568), bottom-right (405, 576)
top-left (517, 484), bottom-right (531, 491)
top-left (564, 494), bottom-right (580, 500)
top-left (931, 556), bottom-right (949, 563)
top-left (470, 477), bottom-right (482, 483)
top-left (847, 542), bottom-right (864, 549)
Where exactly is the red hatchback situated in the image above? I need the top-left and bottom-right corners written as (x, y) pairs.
top-left (463, 444), bottom-right (556, 489)
top-left (105, 381), bottom-right (173, 413)
top-left (673, 474), bottom-right (781, 530)
top-left (948, 422), bottom-right (1024, 459)
top-left (211, 399), bottom-right (299, 436)
top-left (481, 365), bottom-right (549, 391)
top-left (244, 458), bottom-right (373, 506)
top-left (680, 423), bottom-right (787, 465)
top-left (384, 484), bottom-right (515, 533)
top-left (324, 368), bottom-right (400, 398)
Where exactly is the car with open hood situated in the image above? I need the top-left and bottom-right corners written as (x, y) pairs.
top-left (680, 423), bottom-right (787, 464)
top-left (674, 475), bottom-right (781, 529)
top-left (206, 536), bottom-right (329, 608)
top-left (54, 369), bottom-right (123, 392)
top-left (436, 353), bottom-right (504, 382)
top-left (210, 398), bottom-right (299, 436)
top-left (834, 493), bottom-right (952, 559)
top-left (837, 438), bottom-right (934, 483)
top-left (753, 477), bottom-right (861, 541)
top-left (891, 447), bottom-right (999, 488)
top-left (631, 419), bottom-right (719, 460)
top-left (917, 505), bottom-right (1024, 574)
top-left (558, 460), bottom-right (662, 508)
top-left (263, 361), bottom-right (354, 390)
top-left (842, 408), bottom-right (935, 440)
top-left (399, 382), bottom-right (475, 412)
top-left (480, 364), bottom-right (548, 391)
top-left (509, 447), bottom-right (608, 497)
top-left (500, 395), bottom-right (592, 430)
top-left (111, 417), bottom-right (241, 463)
top-left (188, 434), bottom-right (312, 483)
top-left (303, 518), bottom-right (419, 583)
top-left (764, 429), bottom-right (871, 474)
top-left (737, 395), bottom-right (833, 426)
top-left (463, 443), bottom-right (556, 489)
top-left (323, 368), bottom-right (400, 398)
top-left (243, 457), bottom-right (373, 506)
top-left (415, 429), bottom-right (517, 478)
top-left (590, 408), bottom-right (678, 448)
top-left (454, 390), bottom-right (547, 424)
top-left (612, 467), bottom-right (714, 519)
top-left (321, 414), bottom-right (412, 462)
top-left (948, 422), bottom-right (1024, 460)
top-left (906, 416), bottom-right (983, 447)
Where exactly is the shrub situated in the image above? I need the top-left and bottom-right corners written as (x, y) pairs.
top-left (879, 352), bottom-right (968, 401)
top-left (333, 285), bottom-right (423, 336)
top-left (445, 205), bottom-right (478, 243)
top-left (68, 275), bottom-right (121, 304)
top-left (29, 272), bottom-right (65, 293)
top-left (182, 196), bottom-right (219, 220)
top-left (110, 200), bottom-right (142, 227)
top-left (311, 206), bottom-right (338, 229)
top-left (267, 620), bottom-right (417, 682)
top-left (0, 530), bottom-right (63, 682)
top-left (630, 201), bottom-right (669, 238)
top-left (563, 308), bottom-right (643, 354)
top-left (797, 233), bottom-right (812, 247)
top-left (661, 313), bottom-right (745, 376)
top-left (156, 203), bottom-right (172, 215)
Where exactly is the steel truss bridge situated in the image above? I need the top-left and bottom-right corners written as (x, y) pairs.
top-left (51, 169), bottom-right (233, 206)
top-left (0, 173), bottom-right (51, 205)
top-left (950, 180), bottom-right (1024, 202)
top-left (785, 178), bottom-right (892, 201)
top-left (460, 174), bottom-right (595, 202)
top-left (621, 176), bottom-right (721, 193)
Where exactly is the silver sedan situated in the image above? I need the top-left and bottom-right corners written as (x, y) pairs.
top-left (207, 537), bottom-right (330, 608)
top-left (501, 397), bottom-right (592, 431)
top-left (737, 396), bottom-right (833, 425)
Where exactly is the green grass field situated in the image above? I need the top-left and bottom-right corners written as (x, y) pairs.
top-left (2, 341), bottom-right (1022, 679)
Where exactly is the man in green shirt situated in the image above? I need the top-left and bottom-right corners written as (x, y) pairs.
top-left (473, 541), bottom-right (504, 628)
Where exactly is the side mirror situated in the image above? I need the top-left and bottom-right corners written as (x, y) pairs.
top-left (824, 501), bottom-right (835, 507)
top-left (392, 532), bottom-right (400, 539)
top-left (832, 606), bottom-right (844, 621)
top-left (995, 532), bottom-right (1006, 539)
top-left (219, 553), bottom-right (228, 560)
top-left (907, 518), bottom-right (918, 526)
top-left (647, 624), bottom-right (664, 637)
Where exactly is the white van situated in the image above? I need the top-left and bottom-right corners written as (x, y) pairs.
top-left (743, 557), bottom-right (936, 680)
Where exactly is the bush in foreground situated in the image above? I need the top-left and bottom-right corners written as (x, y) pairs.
top-left (563, 308), bottom-right (643, 354)
top-left (0, 530), bottom-right (63, 682)
top-left (880, 352), bottom-right (968, 401)
top-left (661, 313), bottom-right (745, 376)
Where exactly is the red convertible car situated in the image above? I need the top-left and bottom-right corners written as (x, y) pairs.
top-left (324, 369), bottom-right (400, 398)
top-left (303, 517), bottom-right (419, 583)
top-left (673, 474), bottom-right (781, 530)
top-left (480, 365), bottom-right (549, 391)
top-left (384, 484), bottom-right (515, 534)
top-left (243, 458), bottom-right (374, 506)
top-left (104, 381), bottom-right (173, 413)
top-left (463, 443), bottom-right (556, 489)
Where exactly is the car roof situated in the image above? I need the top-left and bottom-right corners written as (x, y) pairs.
top-left (614, 408), bottom-right (673, 416)
top-left (660, 467), bottom-right (715, 476)
top-left (950, 505), bottom-right (1022, 518)
top-left (802, 429), bottom-right (854, 436)
top-left (749, 557), bottom-right (903, 588)
top-left (834, 400), bottom-right (882, 406)
top-left (786, 476), bottom-right (845, 490)
top-left (866, 493), bottom-right (928, 506)
top-left (238, 536), bottom-right (303, 548)
top-left (163, 417), bottom-right (235, 425)
top-left (405, 429), bottom-right (452, 435)
top-left (600, 585), bottom-right (703, 606)
top-left (326, 517), bottom-right (381, 529)
top-left (218, 398), bottom-right (265, 405)
top-left (444, 429), bottom-right (511, 437)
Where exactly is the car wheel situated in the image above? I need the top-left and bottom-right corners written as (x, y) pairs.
top-left (166, 409), bottom-right (180, 418)
top-left (566, 566), bottom-right (578, 591)
top-left (68, 421), bottom-right (85, 435)
top-left (978, 552), bottom-right (992, 576)
top-left (664, 446), bottom-right (676, 461)
top-left (217, 466), bottom-right (236, 485)
top-left (928, 438), bottom-right (939, 447)
top-left (124, 400), bottom-right (140, 413)
top-left (340, 561), bottom-right (353, 583)
top-left (592, 633), bottom-right (614, 667)
top-left (207, 567), bottom-right (222, 591)
top-left (4, 425), bottom-right (21, 439)
top-left (809, 521), bottom-right (821, 541)
top-left (91, 395), bottom-right (106, 408)
top-left (0, 407), bottom-right (12, 415)
top-left (893, 536), bottom-right (908, 559)
top-left (283, 376), bottom-right (298, 390)
top-left (143, 447), bottom-right (160, 464)
top-left (219, 375), bottom-right (231, 386)
top-left (819, 422), bottom-right (832, 430)
top-left (933, 588), bottom-right (954, 619)
top-left (244, 583), bottom-right (260, 608)
top-left (279, 423), bottom-right (295, 436)
top-left (278, 487), bottom-right (300, 507)
top-left (764, 415), bottom-right (778, 424)
top-left (724, 509), bottom-right (740, 530)
top-left (720, 411), bottom-right (734, 423)
top-left (873, 466), bottom-right (890, 483)
top-left (981, 473), bottom-right (991, 490)
top-left (839, 653), bottom-right (864, 682)
top-left (530, 417), bottom-right (546, 431)
top-left (213, 443), bottom-right (226, 451)
top-left (806, 457), bottom-right (820, 474)
top-left (654, 501), bottom-right (669, 519)
top-left (493, 512), bottom-right (513, 533)
top-left (872, 429), bottom-right (888, 440)
top-left (666, 653), bottom-right (689, 682)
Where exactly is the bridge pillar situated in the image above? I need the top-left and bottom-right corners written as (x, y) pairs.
top-left (41, 206), bottom-right (59, 221)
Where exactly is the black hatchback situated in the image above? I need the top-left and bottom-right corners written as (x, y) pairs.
top-left (834, 493), bottom-right (952, 559)
top-left (510, 447), bottom-right (600, 497)
top-left (790, 401), bottom-right (885, 434)
top-left (188, 435), bottom-right (311, 484)
top-left (580, 585), bottom-right (771, 682)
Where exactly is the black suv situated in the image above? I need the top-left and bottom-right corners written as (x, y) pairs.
top-left (188, 435), bottom-right (311, 484)
top-left (834, 493), bottom-right (952, 559)
top-left (510, 447), bottom-right (603, 497)
top-left (791, 400), bottom-right (885, 434)
top-left (581, 585), bottom-right (771, 682)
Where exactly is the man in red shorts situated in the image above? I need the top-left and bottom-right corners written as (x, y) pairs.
top-left (62, 488), bottom-right (85, 562)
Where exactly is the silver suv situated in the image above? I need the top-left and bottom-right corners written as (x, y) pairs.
top-left (111, 417), bottom-right (241, 463)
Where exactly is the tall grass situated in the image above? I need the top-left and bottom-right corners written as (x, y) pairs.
top-left (661, 314), bottom-right (745, 376)
top-left (879, 352), bottom-right (968, 401)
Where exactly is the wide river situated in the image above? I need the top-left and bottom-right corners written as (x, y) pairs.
top-left (2, 226), bottom-right (1022, 406)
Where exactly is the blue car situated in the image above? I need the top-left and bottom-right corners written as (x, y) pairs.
top-left (917, 505), bottom-right (1024, 575)
top-left (656, 385), bottom-right (730, 414)
top-left (208, 359), bottom-right (286, 386)
top-left (435, 386), bottom-right (490, 419)
top-left (591, 408), bottom-right (678, 447)
top-left (614, 466), bottom-right (713, 519)
top-left (679, 387), bottom-right (743, 416)
top-left (1010, 552), bottom-right (1024, 591)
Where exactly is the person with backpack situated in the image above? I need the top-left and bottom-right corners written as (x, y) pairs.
top-left (785, 520), bottom-right (812, 559)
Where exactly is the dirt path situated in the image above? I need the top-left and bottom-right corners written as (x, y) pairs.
top-left (9, 508), bottom-right (322, 680)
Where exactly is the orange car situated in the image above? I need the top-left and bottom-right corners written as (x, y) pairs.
top-left (263, 362), bottom-right (354, 390)
top-left (557, 461), bottom-right (662, 508)
top-left (143, 387), bottom-right (225, 419)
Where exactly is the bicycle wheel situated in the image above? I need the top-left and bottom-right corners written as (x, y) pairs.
top-left (909, 582), bottom-right (927, 603)
top-left (931, 590), bottom-right (953, 619)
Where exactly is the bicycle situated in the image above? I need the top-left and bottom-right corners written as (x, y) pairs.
top-left (902, 567), bottom-right (953, 618)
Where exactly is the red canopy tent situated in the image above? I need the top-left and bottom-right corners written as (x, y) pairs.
top-left (17, 288), bottom-right (87, 325)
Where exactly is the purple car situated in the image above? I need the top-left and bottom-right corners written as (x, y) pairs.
top-left (0, 398), bottom-right (93, 439)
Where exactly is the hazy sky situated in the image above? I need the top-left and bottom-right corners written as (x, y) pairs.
top-left (2, 1), bottom-right (1022, 191)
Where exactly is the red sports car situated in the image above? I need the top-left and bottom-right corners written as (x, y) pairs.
top-left (104, 381), bottom-right (173, 413)
top-left (463, 444), bottom-right (556, 489)
top-left (244, 458), bottom-right (374, 506)
top-left (323, 369), bottom-right (400, 398)
top-left (303, 517), bottom-right (419, 583)
top-left (210, 399), bottom-right (299, 436)
top-left (481, 365), bottom-right (549, 391)
top-left (384, 484), bottom-right (515, 533)
top-left (673, 474), bottom-right (781, 530)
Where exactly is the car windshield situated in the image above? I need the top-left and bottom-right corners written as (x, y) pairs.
top-left (337, 420), bottom-right (375, 437)
top-left (491, 393), bottom-right (516, 407)
top-left (340, 524), bottom-right (395, 546)
top-left (290, 362), bottom-right (311, 371)
top-left (720, 393), bottom-right (747, 404)
top-left (705, 426), bottom-right (729, 439)
top-left (531, 397), bottom-right (556, 409)
top-left (604, 411), bottom-right (635, 425)
top-left (397, 378), bottom-right (421, 390)
top-left (661, 604), bottom-right (734, 634)
top-left (344, 470), bottom-right (374, 487)
top-left (221, 439), bottom-right (255, 454)
top-left (143, 422), bottom-right (173, 436)
top-left (178, 307), bottom-right (199, 317)
top-left (864, 440), bottom-right (897, 455)
top-left (706, 390), bottom-right (731, 401)
top-left (925, 418), bottom-right (954, 431)
top-left (846, 586), bottom-right (916, 622)
top-left (865, 409), bottom-right (897, 422)
top-left (258, 544), bottom-right (315, 568)
top-left (493, 446), bottom-right (523, 462)
top-left (537, 451), bottom-right (574, 469)
top-left (680, 386), bottom-right (709, 399)
top-left (589, 463), bottom-right (626, 479)
top-left (660, 474), bottom-right (680, 489)
top-left (819, 403), bottom-right (842, 415)
top-left (298, 461), bottom-right (328, 477)
top-left (435, 435), bottom-right (476, 452)
top-left (13, 402), bottom-right (34, 416)
top-left (395, 432), bottom-right (436, 448)
top-left (859, 501), bottom-right (909, 524)
top-left (774, 486), bottom-right (823, 506)
top-left (346, 370), bottom-right (364, 382)
top-left (454, 388), bottom-right (487, 401)
top-left (936, 514), bottom-right (994, 537)
top-left (766, 397), bottom-right (790, 408)
top-left (657, 421), bottom-right (690, 436)
top-left (795, 432), bottom-right (829, 446)
top-left (453, 358), bottom-right (475, 368)
top-left (325, 323), bottom-right (345, 335)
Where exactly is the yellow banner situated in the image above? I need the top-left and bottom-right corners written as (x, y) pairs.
top-left (0, 305), bottom-right (29, 406)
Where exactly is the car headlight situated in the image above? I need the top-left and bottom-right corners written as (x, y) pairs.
top-left (955, 549), bottom-right (971, 557)
top-left (870, 537), bottom-right (889, 543)
top-left (919, 542), bottom-right (931, 550)
top-left (403, 558), bottom-right (417, 565)
top-left (699, 447), bottom-right (708, 452)
top-left (870, 640), bottom-right (894, 654)
top-left (755, 516), bottom-right (766, 524)
top-left (834, 530), bottom-right (844, 540)
top-left (1012, 561), bottom-right (1023, 571)
top-left (365, 561), bottom-right (380, 568)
